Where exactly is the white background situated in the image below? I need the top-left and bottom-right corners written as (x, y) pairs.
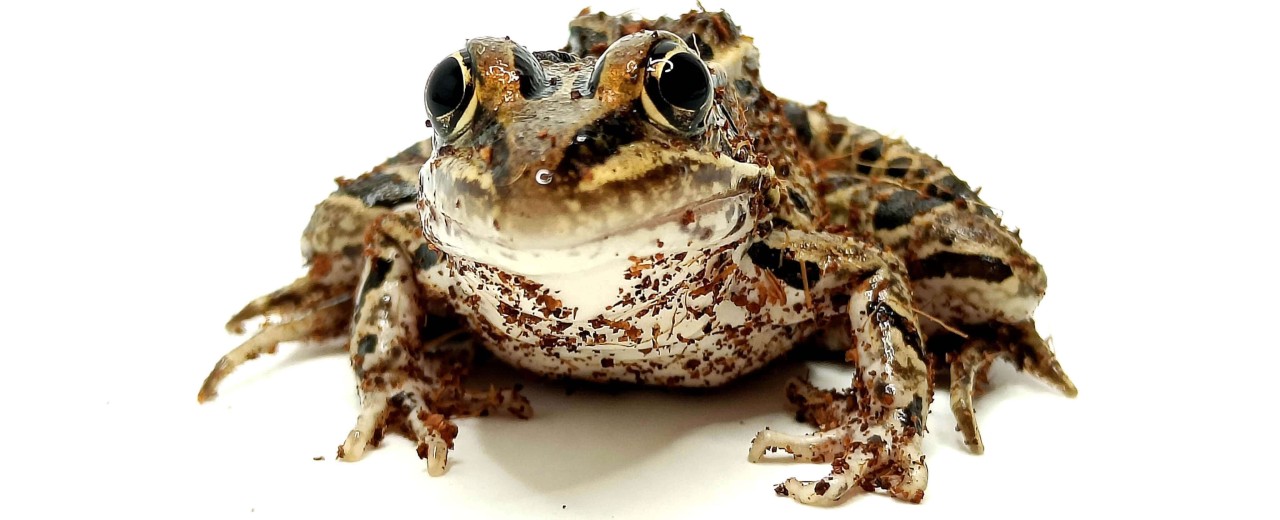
top-left (2, 0), bottom-right (1277, 517)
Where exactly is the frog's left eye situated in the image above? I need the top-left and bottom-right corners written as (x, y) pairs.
top-left (424, 51), bottom-right (476, 139)
top-left (642, 38), bottom-right (713, 135)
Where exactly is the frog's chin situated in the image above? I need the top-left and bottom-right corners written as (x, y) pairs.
top-left (424, 189), bottom-right (755, 277)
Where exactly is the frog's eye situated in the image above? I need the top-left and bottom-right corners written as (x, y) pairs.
top-left (642, 38), bottom-right (713, 135)
top-left (424, 51), bottom-right (476, 139)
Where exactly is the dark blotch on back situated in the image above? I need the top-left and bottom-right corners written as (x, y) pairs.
top-left (886, 157), bottom-right (912, 178)
top-left (747, 242), bottom-right (821, 290)
top-left (787, 188), bottom-right (811, 217)
top-left (908, 252), bottom-right (1014, 282)
top-left (825, 123), bottom-right (848, 149)
top-left (339, 172), bottom-right (418, 209)
top-left (872, 190), bottom-right (947, 230)
top-left (928, 174), bottom-right (996, 218)
top-left (781, 101), bottom-right (812, 145)
top-left (856, 139), bottom-right (883, 174)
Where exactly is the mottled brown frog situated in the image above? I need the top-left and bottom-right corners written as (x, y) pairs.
top-left (199, 10), bottom-right (1076, 506)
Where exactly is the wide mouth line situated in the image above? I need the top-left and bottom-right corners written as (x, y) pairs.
top-left (553, 188), bottom-right (751, 247)
top-left (439, 187), bottom-right (752, 253)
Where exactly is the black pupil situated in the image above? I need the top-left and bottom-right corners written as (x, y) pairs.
top-left (426, 57), bottom-right (464, 117)
top-left (658, 52), bottom-right (709, 111)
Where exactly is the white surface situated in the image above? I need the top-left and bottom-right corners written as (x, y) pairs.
top-left (1, 1), bottom-right (1277, 517)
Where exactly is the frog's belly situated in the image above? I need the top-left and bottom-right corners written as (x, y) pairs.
top-left (440, 242), bottom-right (818, 386)
top-left (472, 310), bottom-right (814, 387)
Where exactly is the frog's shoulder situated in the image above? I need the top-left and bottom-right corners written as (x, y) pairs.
top-left (331, 139), bottom-right (431, 209)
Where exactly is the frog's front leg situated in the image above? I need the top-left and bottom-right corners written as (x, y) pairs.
top-left (748, 229), bottom-right (930, 505)
top-left (336, 212), bottom-right (531, 474)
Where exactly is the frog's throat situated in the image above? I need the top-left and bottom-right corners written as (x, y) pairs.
top-left (424, 186), bottom-right (755, 277)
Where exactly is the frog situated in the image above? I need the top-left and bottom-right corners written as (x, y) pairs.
top-left (198, 9), bottom-right (1077, 506)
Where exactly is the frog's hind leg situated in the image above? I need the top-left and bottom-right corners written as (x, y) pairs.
top-left (336, 212), bottom-right (531, 475)
top-left (792, 106), bottom-right (1077, 452)
top-left (944, 322), bottom-right (1076, 454)
top-left (199, 284), bottom-right (352, 402)
top-left (199, 249), bottom-right (365, 402)
top-left (198, 140), bottom-right (431, 402)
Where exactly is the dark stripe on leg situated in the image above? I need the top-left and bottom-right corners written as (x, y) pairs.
top-left (907, 252), bottom-right (1014, 282)
top-left (357, 334), bottom-right (378, 354)
top-left (898, 395), bottom-right (925, 431)
top-left (873, 190), bottom-right (946, 230)
top-left (356, 257), bottom-right (394, 309)
top-left (867, 299), bottom-right (926, 361)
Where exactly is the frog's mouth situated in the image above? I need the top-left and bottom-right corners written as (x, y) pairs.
top-left (421, 145), bottom-right (766, 276)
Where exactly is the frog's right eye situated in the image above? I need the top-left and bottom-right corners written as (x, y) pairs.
top-left (424, 51), bottom-right (476, 139)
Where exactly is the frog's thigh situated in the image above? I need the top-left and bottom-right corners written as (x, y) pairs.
top-left (895, 204), bottom-right (1045, 328)
top-left (868, 194), bottom-right (1078, 452)
top-left (791, 107), bottom-right (1044, 326)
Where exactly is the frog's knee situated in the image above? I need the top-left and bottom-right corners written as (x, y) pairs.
top-left (909, 253), bottom-right (1044, 328)
top-left (907, 211), bottom-right (1046, 327)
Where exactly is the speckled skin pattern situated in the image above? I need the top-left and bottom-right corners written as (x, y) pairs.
top-left (199, 10), bottom-right (1077, 506)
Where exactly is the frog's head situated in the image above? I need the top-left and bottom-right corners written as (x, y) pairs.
top-left (421, 27), bottom-right (769, 275)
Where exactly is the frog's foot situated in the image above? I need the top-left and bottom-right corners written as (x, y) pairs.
top-left (950, 321), bottom-right (1077, 454)
top-left (337, 382), bottom-right (531, 475)
top-left (198, 274), bottom-right (354, 403)
top-left (224, 266), bottom-right (357, 334)
top-left (749, 379), bottom-right (928, 505)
